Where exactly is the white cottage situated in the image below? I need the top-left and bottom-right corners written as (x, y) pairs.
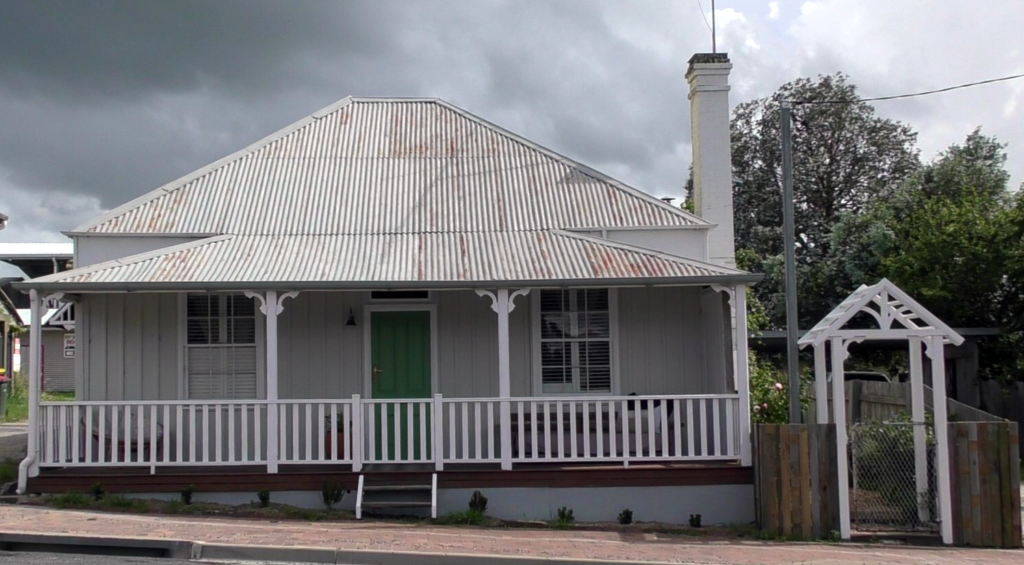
top-left (16, 54), bottom-right (761, 523)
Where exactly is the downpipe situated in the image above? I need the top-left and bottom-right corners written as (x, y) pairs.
top-left (17, 289), bottom-right (42, 495)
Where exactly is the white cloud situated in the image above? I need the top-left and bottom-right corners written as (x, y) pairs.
top-left (768, 1), bottom-right (780, 19)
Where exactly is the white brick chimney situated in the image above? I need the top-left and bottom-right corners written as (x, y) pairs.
top-left (686, 53), bottom-right (735, 268)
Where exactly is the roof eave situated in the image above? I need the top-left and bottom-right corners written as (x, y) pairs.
top-left (13, 273), bottom-right (764, 293)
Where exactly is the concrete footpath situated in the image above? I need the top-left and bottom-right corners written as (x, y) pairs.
top-left (0, 505), bottom-right (1020, 565)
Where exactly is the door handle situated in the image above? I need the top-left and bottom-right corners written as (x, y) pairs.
top-left (372, 365), bottom-right (382, 385)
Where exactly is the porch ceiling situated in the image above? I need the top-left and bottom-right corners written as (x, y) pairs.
top-left (16, 230), bottom-right (760, 291)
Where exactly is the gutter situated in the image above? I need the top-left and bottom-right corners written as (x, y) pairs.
top-left (12, 274), bottom-right (764, 293)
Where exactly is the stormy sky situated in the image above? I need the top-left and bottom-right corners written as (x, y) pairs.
top-left (0, 0), bottom-right (1022, 252)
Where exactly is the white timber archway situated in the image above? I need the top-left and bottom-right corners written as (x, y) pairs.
top-left (799, 279), bottom-right (964, 544)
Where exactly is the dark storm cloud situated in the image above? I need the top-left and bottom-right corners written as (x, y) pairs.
top-left (0, 0), bottom-right (1021, 247)
top-left (0, 1), bottom-right (398, 101)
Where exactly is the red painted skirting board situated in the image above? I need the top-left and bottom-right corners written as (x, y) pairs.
top-left (27, 463), bottom-right (752, 494)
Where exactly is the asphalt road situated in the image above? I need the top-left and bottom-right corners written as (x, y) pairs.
top-left (0, 551), bottom-right (310, 564)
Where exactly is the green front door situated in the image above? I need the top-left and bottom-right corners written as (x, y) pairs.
top-left (371, 311), bottom-right (431, 461)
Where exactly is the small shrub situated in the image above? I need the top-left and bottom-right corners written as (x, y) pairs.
top-left (321, 480), bottom-right (344, 511)
top-left (257, 489), bottom-right (271, 508)
top-left (553, 506), bottom-right (575, 529)
top-left (91, 482), bottom-right (106, 501)
top-left (688, 513), bottom-right (702, 528)
top-left (468, 490), bottom-right (488, 514)
top-left (50, 492), bottom-right (91, 508)
top-left (166, 500), bottom-right (183, 514)
top-left (180, 484), bottom-right (195, 505)
top-left (827, 529), bottom-right (842, 543)
top-left (617, 508), bottom-right (633, 525)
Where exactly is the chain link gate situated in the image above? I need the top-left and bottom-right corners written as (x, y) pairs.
top-left (849, 422), bottom-right (938, 532)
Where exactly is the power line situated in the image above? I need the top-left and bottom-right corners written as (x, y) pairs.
top-left (793, 73), bottom-right (1024, 105)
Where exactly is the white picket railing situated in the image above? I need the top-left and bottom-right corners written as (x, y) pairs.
top-left (37, 393), bottom-right (742, 471)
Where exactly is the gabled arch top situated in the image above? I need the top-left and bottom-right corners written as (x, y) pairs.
top-left (798, 279), bottom-right (964, 348)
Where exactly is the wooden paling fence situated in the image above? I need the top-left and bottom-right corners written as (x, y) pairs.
top-left (754, 424), bottom-right (840, 540)
top-left (810, 381), bottom-right (1002, 425)
top-left (978, 381), bottom-right (1024, 452)
top-left (950, 422), bottom-right (1021, 548)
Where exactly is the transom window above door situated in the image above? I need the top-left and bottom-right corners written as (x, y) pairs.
top-left (538, 289), bottom-right (614, 394)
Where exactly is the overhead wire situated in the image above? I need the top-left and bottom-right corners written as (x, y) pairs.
top-left (792, 73), bottom-right (1024, 105)
top-left (695, 0), bottom-right (713, 33)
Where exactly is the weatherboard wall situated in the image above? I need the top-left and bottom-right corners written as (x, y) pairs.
top-left (76, 288), bottom-right (732, 401)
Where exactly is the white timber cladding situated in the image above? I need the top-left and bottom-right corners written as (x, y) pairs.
top-left (78, 288), bottom-right (732, 402)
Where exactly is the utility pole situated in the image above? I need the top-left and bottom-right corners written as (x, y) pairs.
top-left (780, 101), bottom-right (801, 423)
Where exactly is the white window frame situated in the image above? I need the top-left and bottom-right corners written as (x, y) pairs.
top-left (178, 293), bottom-right (265, 400)
top-left (531, 288), bottom-right (620, 396)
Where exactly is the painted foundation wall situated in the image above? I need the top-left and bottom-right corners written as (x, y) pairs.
top-left (129, 484), bottom-right (754, 525)
top-left (77, 288), bottom-right (733, 401)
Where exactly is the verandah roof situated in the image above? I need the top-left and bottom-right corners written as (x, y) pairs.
top-left (18, 230), bottom-right (759, 291)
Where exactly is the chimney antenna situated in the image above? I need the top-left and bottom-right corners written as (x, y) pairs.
top-left (711, 0), bottom-right (716, 53)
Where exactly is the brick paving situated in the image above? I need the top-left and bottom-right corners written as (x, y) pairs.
top-left (0, 505), bottom-right (1019, 564)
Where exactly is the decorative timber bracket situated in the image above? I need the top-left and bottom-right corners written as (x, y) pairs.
top-left (475, 288), bottom-right (531, 313)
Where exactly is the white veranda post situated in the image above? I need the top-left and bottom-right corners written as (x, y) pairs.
top-left (732, 285), bottom-right (752, 466)
top-left (476, 288), bottom-right (529, 471)
top-left (245, 290), bottom-right (299, 474)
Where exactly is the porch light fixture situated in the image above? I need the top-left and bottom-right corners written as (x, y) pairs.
top-left (345, 308), bottom-right (357, 327)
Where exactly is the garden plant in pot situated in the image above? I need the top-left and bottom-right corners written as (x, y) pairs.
top-left (324, 415), bottom-right (345, 459)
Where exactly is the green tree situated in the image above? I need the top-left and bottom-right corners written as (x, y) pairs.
top-left (731, 74), bottom-right (920, 328)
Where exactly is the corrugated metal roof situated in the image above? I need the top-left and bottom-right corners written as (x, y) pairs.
top-left (0, 242), bottom-right (74, 258)
top-left (75, 98), bottom-right (706, 235)
top-left (28, 231), bottom-right (754, 289)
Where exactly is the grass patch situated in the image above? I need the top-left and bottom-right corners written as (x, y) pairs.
top-left (434, 509), bottom-right (487, 526)
top-left (1, 377), bottom-right (74, 423)
top-left (0, 377), bottom-right (27, 422)
top-left (49, 492), bottom-right (92, 509)
top-left (279, 505), bottom-right (325, 521)
top-left (0, 459), bottom-right (18, 483)
top-left (104, 494), bottom-right (150, 512)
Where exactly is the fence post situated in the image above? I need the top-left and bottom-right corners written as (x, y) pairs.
top-left (351, 394), bottom-right (363, 472)
top-left (433, 394), bottom-right (444, 471)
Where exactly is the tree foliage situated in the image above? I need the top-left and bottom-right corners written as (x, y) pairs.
top-left (731, 74), bottom-right (919, 327)
top-left (731, 73), bottom-right (1023, 382)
